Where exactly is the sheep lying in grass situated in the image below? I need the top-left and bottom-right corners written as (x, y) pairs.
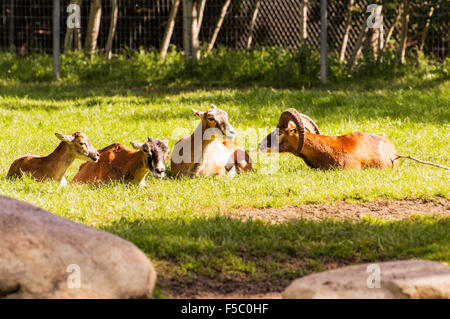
top-left (7, 132), bottom-right (99, 185)
top-left (73, 137), bottom-right (169, 186)
top-left (170, 104), bottom-right (252, 177)
top-left (259, 108), bottom-right (398, 169)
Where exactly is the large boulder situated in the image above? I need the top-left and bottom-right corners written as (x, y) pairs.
top-left (0, 196), bottom-right (156, 298)
top-left (283, 260), bottom-right (450, 299)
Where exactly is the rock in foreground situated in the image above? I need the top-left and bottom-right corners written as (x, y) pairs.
top-left (283, 260), bottom-right (450, 299)
top-left (0, 196), bottom-right (156, 298)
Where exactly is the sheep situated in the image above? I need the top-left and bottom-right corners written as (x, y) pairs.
top-left (170, 104), bottom-right (253, 177)
top-left (73, 137), bottom-right (169, 186)
top-left (7, 132), bottom-right (99, 185)
top-left (258, 108), bottom-right (398, 169)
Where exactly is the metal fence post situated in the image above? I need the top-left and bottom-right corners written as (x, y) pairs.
top-left (53, 0), bottom-right (60, 79)
top-left (320, 0), bottom-right (327, 84)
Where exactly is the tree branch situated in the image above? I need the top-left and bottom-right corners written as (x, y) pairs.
top-left (394, 154), bottom-right (449, 170)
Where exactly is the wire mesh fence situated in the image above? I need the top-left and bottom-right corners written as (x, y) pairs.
top-left (0, 1), bottom-right (448, 73)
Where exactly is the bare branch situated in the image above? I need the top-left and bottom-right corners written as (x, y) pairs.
top-left (105, 0), bottom-right (118, 60)
top-left (247, 0), bottom-right (261, 49)
top-left (339, 0), bottom-right (354, 63)
top-left (206, 0), bottom-right (231, 54)
top-left (419, 4), bottom-right (436, 51)
top-left (394, 154), bottom-right (449, 170)
top-left (161, 0), bottom-right (181, 59)
top-left (399, 0), bottom-right (410, 64)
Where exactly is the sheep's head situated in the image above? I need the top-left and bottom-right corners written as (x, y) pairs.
top-left (258, 109), bottom-right (320, 155)
top-left (131, 137), bottom-right (169, 179)
top-left (192, 104), bottom-right (236, 140)
top-left (55, 132), bottom-right (100, 162)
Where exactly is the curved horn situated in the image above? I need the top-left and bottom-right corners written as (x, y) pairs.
top-left (277, 108), bottom-right (306, 155)
top-left (298, 114), bottom-right (320, 135)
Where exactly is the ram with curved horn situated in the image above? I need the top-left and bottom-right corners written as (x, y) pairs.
top-left (258, 108), bottom-right (399, 169)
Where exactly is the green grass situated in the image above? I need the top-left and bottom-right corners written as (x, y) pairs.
top-left (0, 53), bottom-right (449, 297)
top-left (1, 48), bottom-right (447, 87)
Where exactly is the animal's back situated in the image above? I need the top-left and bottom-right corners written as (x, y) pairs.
top-left (7, 155), bottom-right (43, 179)
top-left (73, 143), bottom-right (126, 183)
top-left (337, 132), bottom-right (397, 168)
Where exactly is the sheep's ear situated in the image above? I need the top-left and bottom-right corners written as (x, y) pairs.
top-left (210, 104), bottom-right (217, 109)
top-left (55, 133), bottom-right (74, 143)
top-left (287, 121), bottom-right (297, 135)
top-left (192, 109), bottom-right (204, 118)
top-left (130, 142), bottom-right (143, 150)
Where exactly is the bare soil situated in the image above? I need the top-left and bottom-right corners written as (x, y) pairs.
top-left (227, 197), bottom-right (450, 223)
top-left (160, 197), bottom-right (449, 299)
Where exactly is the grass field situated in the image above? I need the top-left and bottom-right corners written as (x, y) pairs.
top-left (0, 60), bottom-right (449, 297)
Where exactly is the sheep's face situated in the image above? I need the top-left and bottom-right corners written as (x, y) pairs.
top-left (55, 132), bottom-right (100, 162)
top-left (131, 138), bottom-right (169, 179)
top-left (193, 104), bottom-right (236, 140)
top-left (259, 121), bottom-right (298, 154)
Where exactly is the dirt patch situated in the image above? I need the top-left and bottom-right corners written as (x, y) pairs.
top-left (227, 197), bottom-right (450, 223)
top-left (159, 276), bottom-right (284, 299)
top-left (158, 197), bottom-right (449, 299)
top-left (158, 259), bottom-right (350, 299)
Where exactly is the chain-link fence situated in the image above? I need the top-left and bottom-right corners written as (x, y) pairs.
top-left (0, 1), bottom-right (448, 77)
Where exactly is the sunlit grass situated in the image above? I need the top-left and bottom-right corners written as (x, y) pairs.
top-left (0, 77), bottom-right (448, 296)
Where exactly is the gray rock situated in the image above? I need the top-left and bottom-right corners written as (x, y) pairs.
top-left (283, 260), bottom-right (450, 299)
top-left (0, 196), bottom-right (156, 298)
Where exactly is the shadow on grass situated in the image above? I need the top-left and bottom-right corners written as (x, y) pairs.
top-left (1, 78), bottom-right (448, 126)
top-left (0, 74), bottom-right (447, 98)
top-left (101, 214), bottom-right (449, 296)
